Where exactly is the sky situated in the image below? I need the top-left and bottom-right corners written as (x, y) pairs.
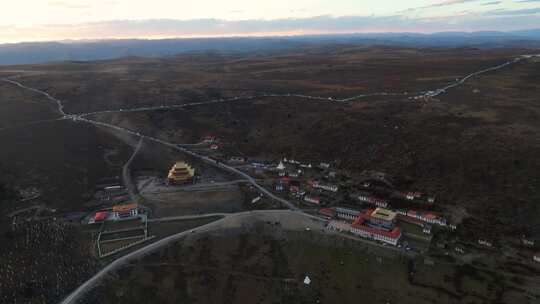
top-left (1, 0), bottom-right (539, 43)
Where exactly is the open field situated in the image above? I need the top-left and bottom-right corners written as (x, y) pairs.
top-left (84, 224), bottom-right (540, 304)
top-left (1, 46), bottom-right (540, 303)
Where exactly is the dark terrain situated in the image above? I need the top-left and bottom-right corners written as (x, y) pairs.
top-left (0, 46), bottom-right (539, 303)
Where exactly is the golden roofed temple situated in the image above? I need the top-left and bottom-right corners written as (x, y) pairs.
top-left (167, 161), bottom-right (195, 185)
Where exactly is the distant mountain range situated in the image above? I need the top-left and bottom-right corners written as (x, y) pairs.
top-left (1, 30), bottom-right (539, 65)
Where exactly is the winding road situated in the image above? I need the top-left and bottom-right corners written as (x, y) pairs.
top-left (122, 137), bottom-right (144, 202)
top-left (0, 54), bottom-right (533, 304)
top-left (59, 209), bottom-right (323, 304)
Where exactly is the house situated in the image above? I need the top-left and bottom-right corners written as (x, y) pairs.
top-left (358, 193), bottom-right (388, 208)
top-left (229, 156), bottom-right (246, 164)
top-left (319, 162), bottom-right (330, 169)
top-left (319, 208), bottom-right (336, 218)
top-left (89, 211), bottom-right (109, 224)
top-left (311, 181), bottom-right (338, 192)
top-left (521, 237), bottom-right (535, 247)
top-left (112, 203), bottom-right (138, 219)
top-left (350, 210), bottom-right (402, 246)
top-left (405, 210), bottom-right (447, 226)
top-left (210, 144), bottom-right (219, 150)
top-left (401, 191), bottom-right (423, 201)
top-left (367, 208), bottom-right (397, 231)
top-left (304, 196), bottom-right (321, 205)
top-left (335, 207), bottom-right (361, 221)
top-left (534, 253), bottom-right (540, 263)
top-left (422, 224), bottom-right (432, 234)
top-left (290, 185), bottom-right (300, 193)
top-left (478, 239), bottom-right (493, 248)
top-left (202, 135), bottom-right (216, 143)
top-left (167, 161), bottom-right (195, 185)
top-left (455, 246), bottom-right (465, 254)
top-left (276, 161), bottom-right (286, 171)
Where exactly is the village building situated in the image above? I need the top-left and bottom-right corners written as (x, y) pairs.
top-left (202, 135), bottom-right (216, 143)
top-left (319, 208), bottom-right (336, 218)
top-left (349, 208), bottom-right (402, 246)
top-left (335, 207), bottom-right (361, 221)
top-left (311, 181), bottom-right (338, 192)
top-left (112, 203), bottom-right (139, 219)
top-left (304, 196), bottom-right (321, 205)
top-left (89, 211), bottom-right (109, 224)
top-left (276, 161), bottom-right (286, 171)
top-left (478, 239), bottom-right (493, 248)
top-left (401, 191), bottom-right (424, 201)
top-left (367, 208), bottom-right (398, 230)
top-left (422, 224), bottom-right (432, 234)
top-left (521, 236), bottom-right (535, 247)
top-left (534, 253), bottom-right (540, 263)
top-left (319, 162), bottom-right (330, 169)
top-left (399, 209), bottom-right (448, 226)
top-left (167, 161), bottom-right (195, 185)
top-left (358, 193), bottom-right (389, 208)
top-left (229, 156), bottom-right (246, 164)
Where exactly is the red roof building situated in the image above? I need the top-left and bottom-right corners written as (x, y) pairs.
top-left (93, 211), bottom-right (108, 222)
top-left (319, 208), bottom-right (336, 218)
top-left (349, 210), bottom-right (402, 246)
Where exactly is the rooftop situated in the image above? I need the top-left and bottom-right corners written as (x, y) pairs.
top-left (112, 203), bottom-right (138, 212)
top-left (370, 207), bottom-right (397, 221)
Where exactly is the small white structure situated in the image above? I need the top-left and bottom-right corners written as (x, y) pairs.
top-left (303, 276), bottom-right (311, 285)
top-left (534, 253), bottom-right (540, 263)
top-left (276, 161), bottom-right (285, 171)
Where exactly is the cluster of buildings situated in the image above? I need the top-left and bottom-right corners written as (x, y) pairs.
top-left (88, 203), bottom-right (141, 224)
top-left (310, 181), bottom-right (339, 193)
top-left (327, 207), bottom-right (402, 246)
top-left (358, 192), bottom-right (389, 208)
top-left (398, 191), bottom-right (435, 204)
top-left (395, 209), bottom-right (448, 227)
top-left (167, 161), bottom-right (195, 185)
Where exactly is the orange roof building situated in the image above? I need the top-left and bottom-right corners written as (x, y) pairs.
top-left (112, 203), bottom-right (139, 218)
top-left (167, 161), bottom-right (195, 185)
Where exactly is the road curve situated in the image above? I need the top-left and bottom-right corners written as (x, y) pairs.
top-left (59, 210), bottom-right (322, 304)
top-left (122, 137), bottom-right (144, 202)
top-left (1, 78), bottom-right (67, 116)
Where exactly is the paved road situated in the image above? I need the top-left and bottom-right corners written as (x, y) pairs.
top-left (122, 137), bottom-right (144, 202)
top-left (59, 209), bottom-right (323, 304)
top-left (2, 78), bottom-right (67, 116)
top-left (76, 116), bottom-right (300, 210)
top-left (73, 57), bottom-right (523, 118)
top-left (147, 213), bottom-right (230, 223)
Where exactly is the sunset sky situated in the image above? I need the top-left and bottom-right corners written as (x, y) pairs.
top-left (1, 0), bottom-right (539, 43)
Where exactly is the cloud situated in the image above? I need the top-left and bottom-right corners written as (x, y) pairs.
top-left (482, 1), bottom-right (502, 5)
top-left (514, 0), bottom-right (540, 2)
top-left (486, 7), bottom-right (540, 15)
top-left (1, 14), bottom-right (539, 43)
top-left (48, 1), bottom-right (92, 9)
top-left (424, 0), bottom-right (481, 8)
